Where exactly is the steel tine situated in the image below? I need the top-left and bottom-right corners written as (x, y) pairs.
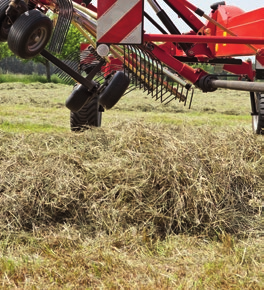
top-left (49, 0), bottom-right (73, 53)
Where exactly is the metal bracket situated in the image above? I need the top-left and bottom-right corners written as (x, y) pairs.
top-left (41, 49), bottom-right (101, 91)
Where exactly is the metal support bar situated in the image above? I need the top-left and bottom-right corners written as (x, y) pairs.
top-left (144, 12), bottom-right (168, 34)
top-left (144, 34), bottom-right (264, 45)
top-left (210, 80), bottom-right (264, 93)
top-left (147, 0), bottom-right (190, 52)
top-left (175, 0), bottom-right (258, 53)
top-left (149, 42), bottom-right (208, 84)
top-left (41, 49), bottom-right (98, 91)
top-left (174, 56), bottom-right (242, 65)
top-left (163, 0), bottom-right (204, 32)
top-left (73, 2), bottom-right (97, 19)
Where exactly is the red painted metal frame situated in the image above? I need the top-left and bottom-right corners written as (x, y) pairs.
top-left (141, 1), bottom-right (264, 82)
top-left (213, 6), bottom-right (264, 57)
top-left (146, 43), bottom-right (207, 84)
top-left (224, 62), bottom-right (255, 81)
top-left (163, 0), bottom-right (203, 33)
top-left (37, 0), bottom-right (264, 84)
top-left (144, 34), bottom-right (264, 46)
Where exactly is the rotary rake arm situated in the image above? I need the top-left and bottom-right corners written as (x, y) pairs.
top-left (0, 0), bottom-right (264, 133)
top-left (71, 0), bottom-right (264, 91)
top-left (71, 0), bottom-right (264, 133)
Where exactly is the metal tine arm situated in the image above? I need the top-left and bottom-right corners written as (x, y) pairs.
top-left (49, 0), bottom-right (73, 53)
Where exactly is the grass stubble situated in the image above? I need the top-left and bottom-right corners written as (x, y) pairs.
top-left (0, 82), bottom-right (263, 288)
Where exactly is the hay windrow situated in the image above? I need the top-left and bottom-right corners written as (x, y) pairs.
top-left (0, 123), bottom-right (262, 237)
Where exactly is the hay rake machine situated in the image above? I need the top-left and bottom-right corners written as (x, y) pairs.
top-left (1, 0), bottom-right (264, 133)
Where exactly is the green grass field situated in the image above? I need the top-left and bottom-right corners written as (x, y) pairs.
top-left (0, 82), bottom-right (254, 132)
top-left (0, 82), bottom-right (263, 289)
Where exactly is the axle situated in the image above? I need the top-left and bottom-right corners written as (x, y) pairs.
top-left (198, 76), bottom-right (264, 93)
top-left (211, 80), bottom-right (264, 93)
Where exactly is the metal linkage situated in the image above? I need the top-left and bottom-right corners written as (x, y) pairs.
top-left (48, 0), bottom-right (73, 53)
top-left (41, 49), bottom-right (97, 91)
top-left (198, 75), bottom-right (264, 93)
top-left (54, 51), bottom-right (81, 85)
top-left (123, 45), bottom-right (193, 106)
top-left (54, 45), bottom-right (106, 85)
top-left (79, 46), bottom-right (105, 76)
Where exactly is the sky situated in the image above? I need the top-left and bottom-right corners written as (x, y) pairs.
top-left (91, 0), bottom-right (264, 33)
top-left (144, 0), bottom-right (264, 33)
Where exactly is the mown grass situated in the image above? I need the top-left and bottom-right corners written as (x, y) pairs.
top-left (0, 126), bottom-right (262, 235)
top-left (0, 82), bottom-right (263, 288)
top-left (0, 230), bottom-right (263, 289)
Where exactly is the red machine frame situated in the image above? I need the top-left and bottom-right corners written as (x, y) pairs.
top-left (1, 0), bottom-right (264, 133)
top-left (92, 0), bottom-right (264, 84)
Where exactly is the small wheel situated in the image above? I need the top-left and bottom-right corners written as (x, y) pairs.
top-left (70, 97), bottom-right (102, 131)
top-left (66, 84), bottom-right (95, 112)
top-left (99, 71), bottom-right (130, 110)
top-left (1, 0), bottom-right (29, 42)
top-left (0, 16), bottom-right (13, 42)
top-left (252, 92), bottom-right (264, 134)
top-left (8, 9), bottom-right (52, 59)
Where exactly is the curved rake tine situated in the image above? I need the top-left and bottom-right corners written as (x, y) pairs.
top-left (49, 0), bottom-right (73, 54)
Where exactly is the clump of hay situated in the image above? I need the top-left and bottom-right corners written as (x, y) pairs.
top-left (0, 123), bottom-right (262, 237)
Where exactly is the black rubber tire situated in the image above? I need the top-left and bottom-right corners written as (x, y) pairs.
top-left (0, 0), bottom-right (10, 42)
top-left (99, 71), bottom-right (130, 110)
top-left (65, 84), bottom-right (95, 112)
top-left (0, 16), bottom-right (12, 42)
top-left (0, 0), bottom-right (9, 15)
top-left (7, 9), bottom-right (52, 59)
top-left (70, 97), bottom-right (102, 131)
top-left (252, 92), bottom-right (264, 134)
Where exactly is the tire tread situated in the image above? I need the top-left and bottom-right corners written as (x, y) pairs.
top-left (70, 97), bottom-right (102, 131)
top-left (253, 93), bottom-right (264, 134)
top-left (8, 10), bottom-right (52, 59)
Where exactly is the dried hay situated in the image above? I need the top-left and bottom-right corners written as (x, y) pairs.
top-left (0, 122), bottom-right (262, 237)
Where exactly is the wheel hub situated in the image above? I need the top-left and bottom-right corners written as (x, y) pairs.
top-left (27, 27), bottom-right (47, 52)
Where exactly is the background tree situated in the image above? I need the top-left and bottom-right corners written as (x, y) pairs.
top-left (0, 42), bottom-right (12, 60)
top-left (58, 23), bottom-right (88, 59)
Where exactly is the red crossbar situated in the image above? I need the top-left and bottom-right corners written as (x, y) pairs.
top-left (144, 34), bottom-right (264, 45)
